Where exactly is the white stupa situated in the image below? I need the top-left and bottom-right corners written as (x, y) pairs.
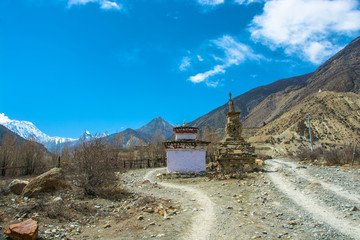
top-left (163, 121), bottom-right (210, 173)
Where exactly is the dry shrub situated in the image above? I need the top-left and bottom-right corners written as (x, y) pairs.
top-left (72, 137), bottom-right (117, 196)
top-left (297, 147), bottom-right (323, 161)
top-left (323, 145), bottom-right (360, 165)
top-left (297, 145), bottom-right (360, 166)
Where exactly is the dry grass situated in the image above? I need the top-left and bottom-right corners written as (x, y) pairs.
top-left (296, 145), bottom-right (360, 166)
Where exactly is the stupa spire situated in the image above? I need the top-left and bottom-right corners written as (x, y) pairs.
top-left (229, 92), bottom-right (235, 113)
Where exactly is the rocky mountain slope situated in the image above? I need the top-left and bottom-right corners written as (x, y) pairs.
top-left (189, 73), bottom-right (312, 131)
top-left (249, 91), bottom-right (360, 155)
top-left (190, 36), bottom-right (360, 132)
top-left (0, 125), bottom-right (25, 146)
top-left (247, 36), bottom-right (360, 129)
top-left (136, 117), bottom-right (174, 139)
top-left (104, 117), bottom-right (174, 147)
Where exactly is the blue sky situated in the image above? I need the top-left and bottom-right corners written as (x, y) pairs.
top-left (1, 0), bottom-right (360, 138)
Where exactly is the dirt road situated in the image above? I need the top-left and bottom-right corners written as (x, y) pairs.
top-left (266, 159), bottom-right (360, 239)
top-left (120, 159), bottom-right (360, 239)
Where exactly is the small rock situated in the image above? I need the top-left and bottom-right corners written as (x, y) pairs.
top-left (52, 196), bottom-right (63, 203)
top-left (8, 180), bottom-right (29, 195)
top-left (103, 223), bottom-right (111, 228)
top-left (138, 215), bottom-right (144, 220)
top-left (350, 206), bottom-right (358, 212)
top-left (143, 208), bottom-right (154, 213)
top-left (226, 206), bottom-right (233, 209)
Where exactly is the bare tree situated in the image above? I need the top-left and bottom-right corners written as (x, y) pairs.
top-left (73, 137), bottom-right (117, 196)
top-left (151, 128), bottom-right (166, 159)
top-left (0, 134), bottom-right (16, 176)
top-left (19, 136), bottom-right (46, 175)
top-left (113, 132), bottom-right (125, 149)
top-left (201, 126), bottom-right (220, 163)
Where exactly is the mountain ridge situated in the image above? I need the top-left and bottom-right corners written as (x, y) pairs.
top-left (189, 36), bottom-right (360, 134)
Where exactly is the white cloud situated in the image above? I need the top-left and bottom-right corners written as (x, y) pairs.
top-left (189, 65), bottom-right (225, 84)
top-left (205, 79), bottom-right (221, 87)
top-left (212, 35), bottom-right (263, 66)
top-left (68, 0), bottom-right (122, 10)
top-left (197, 0), bottom-right (224, 6)
top-left (234, 0), bottom-right (264, 5)
top-left (197, 55), bottom-right (204, 62)
top-left (100, 0), bottom-right (122, 10)
top-left (179, 56), bottom-right (191, 71)
top-left (188, 35), bottom-right (263, 86)
top-left (250, 0), bottom-right (360, 64)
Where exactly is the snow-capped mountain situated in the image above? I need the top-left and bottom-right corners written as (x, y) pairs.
top-left (0, 113), bottom-right (77, 151)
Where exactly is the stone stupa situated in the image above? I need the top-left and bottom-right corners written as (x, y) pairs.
top-left (211, 92), bottom-right (257, 179)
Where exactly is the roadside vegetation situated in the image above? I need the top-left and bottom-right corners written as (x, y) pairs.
top-left (296, 144), bottom-right (360, 166)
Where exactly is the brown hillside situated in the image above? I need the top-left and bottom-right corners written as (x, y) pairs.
top-left (189, 73), bottom-right (312, 130)
top-left (249, 91), bottom-right (360, 155)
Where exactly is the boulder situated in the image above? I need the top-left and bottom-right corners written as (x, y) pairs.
top-left (8, 180), bottom-right (29, 195)
top-left (4, 219), bottom-right (39, 240)
top-left (22, 168), bottom-right (69, 198)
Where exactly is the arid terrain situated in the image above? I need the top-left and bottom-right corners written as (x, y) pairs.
top-left (1, 158), bottom-right (359, 240)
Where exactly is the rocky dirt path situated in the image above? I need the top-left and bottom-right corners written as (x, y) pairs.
top-left (143, 168), bottom-right (216, 240)
top-left (266, 159), bottom-right (360, 239)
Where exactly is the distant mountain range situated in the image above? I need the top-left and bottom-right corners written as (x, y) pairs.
top-left (0, 113), bottom-right (77, 151)
top-left (0, 113), bottom-right (174, 151)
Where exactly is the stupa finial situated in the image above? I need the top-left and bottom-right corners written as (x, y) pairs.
top-left (183, 120), bottom-right (186, 126)
top-left (229, 92), bottom-right (235, 113)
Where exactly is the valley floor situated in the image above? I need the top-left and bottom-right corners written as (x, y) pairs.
top-left (1, 159), bottom-right (360, 239)
top-left (116, 159), bottom-right (360, 240)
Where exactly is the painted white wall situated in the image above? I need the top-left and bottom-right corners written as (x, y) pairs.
top-left (166, 149), bottom-right (206, 173)
top-left (175, 133), bottom-right (197, 140)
